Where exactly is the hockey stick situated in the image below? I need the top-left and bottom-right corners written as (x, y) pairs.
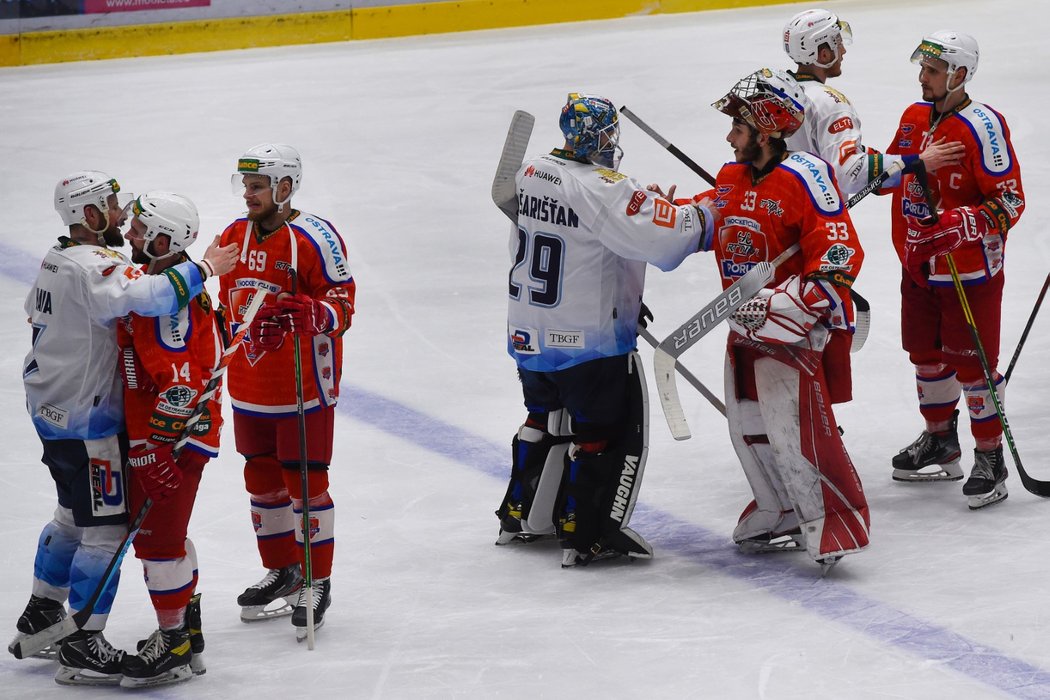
top-left (1004, 271), bottom-right (1049, 384)
top-left (652, 245), bottom-right (799, 440)
top-left (492, 110), bottom-right (535, 224)
top-left (287, 269), bottom-right (316, 650)
top-left (619, 106), bottom-right (717, 186)
top-left (914, 169), bottom-right (1050, 497)
top-left (639, 327), bottom-right (725, 416)
top-left (11, 290), bottom-right (267, 660)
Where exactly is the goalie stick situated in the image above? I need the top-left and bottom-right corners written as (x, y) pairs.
top-left (913, 167), bottom-right (1050, 498)
top-left (639, 327), bottom-right (726, 416)
top-left (10, 290), bottom-right (267, 661)
top-left (491, 110), bottom-right (535, 224)
top-left (652, 244), bottom-right (800, 440)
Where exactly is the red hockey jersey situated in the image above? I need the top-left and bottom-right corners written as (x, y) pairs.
top-left (118, 281), bottom-right (224, 457)
top-left (886, 99), bottom-right (1024, 285)
top-left (218, 210), bottom-right (355, 416)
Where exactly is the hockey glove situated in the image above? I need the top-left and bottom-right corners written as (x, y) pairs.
top-left (276, 293), bottom-right (333, 336)
top-left (904, 206), bottom-right (993, 284)
top-left (119, 346), bottom-right (157, 392)
top-left (728, 275), bottom-right (830, 348)
top-left (637, 303), bottom-right (653, 331)
top-left (250, 303), bottom-right (287, 352)
top-left (128, 443), bottom-right (182, 502)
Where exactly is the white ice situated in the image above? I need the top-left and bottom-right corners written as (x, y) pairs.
top-left (2, 0), bottom-right (1049, 697)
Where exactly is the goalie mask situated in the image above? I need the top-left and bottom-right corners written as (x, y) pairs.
top-left (54, 171), bottom-right (128, 230)
top-left (911, 30), bottom-right (979, 88)
top-left (130, 191), bottom-right (200, 261)
top-left (714, 68), bottom-right (806, 139)
top-left (232, 143), bottom-right (302, 209)
top-left (783, 9), bottom-right (852, 68)
top-left (559, 93), bottom-right (623, 170)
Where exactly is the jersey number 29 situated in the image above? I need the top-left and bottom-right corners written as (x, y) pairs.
top-left (509, 227), bottom-right (564, 307)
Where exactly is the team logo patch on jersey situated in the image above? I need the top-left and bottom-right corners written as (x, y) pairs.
top-left (759, 198), bottom-right (783, 217)
top-left (510, 327), bottom-right (539, 354)
top-left (37, 402), bottom-right (69, 429)
top-left (163, 385), bottom-right (197, 408)
top-left (900, 124), bottom-right (915, 135)
top-left (626, 190), bottom-right (647, 216)
top-left (545, 329), bottom-right (584, 349)
top-left (902, 200), bottom-right (932, 220)
top-left (652, 199), bottom-right (677, 228)
top-left (820, 243), bottom-right (856, 271)
top-left (594, 167), bottom-right (626, 184)
top-left (829, 116), bottom-right (855, 134)
top-left (967, 394), bottom-right (986, 415)
top-left (90, 458), bottom-right (123, 514)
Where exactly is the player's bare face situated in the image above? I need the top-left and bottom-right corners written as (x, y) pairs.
top-left (918, 58), bottom-right (950, 103)
top-left (827, 42), bottom-right (845, 78)
top-left (241, 175), bottom-right (278, 222)
top-left (727, 119), bottom-right (761, 163)
top-left (125, 218), bottom-right (150, 264)
top-left (101, 194), bottom-right (126, 247)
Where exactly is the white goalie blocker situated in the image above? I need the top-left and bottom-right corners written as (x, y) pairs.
top-left (725, 337), bottom-right (870, 563)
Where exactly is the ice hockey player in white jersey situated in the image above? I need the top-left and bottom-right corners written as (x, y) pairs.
top-left (13, 171), bottom-right (236, 686)
top-left (782, 8), bottom-right (964, 195)
top-left (497, 93), bottom-right (719, 567)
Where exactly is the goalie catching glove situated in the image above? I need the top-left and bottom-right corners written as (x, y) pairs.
top-left (728, 275), bottom-right (832, 349)
top-left (128, 443), bottom-right (183, 501)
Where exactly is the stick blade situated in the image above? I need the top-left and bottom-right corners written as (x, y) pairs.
top-left (492, 110), bottom-right (535, 223)
top-left (654, 347), bottom-right (691, 440)
top-left (10, 617), bottom-right (77, 660)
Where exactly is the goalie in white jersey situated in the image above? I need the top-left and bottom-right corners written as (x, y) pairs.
top-left (497, 93), bottom-right (719, 566)
top-left (13, 172), bottom-right (236, 685)
top-left (782, 8), bottom-right (964, 196)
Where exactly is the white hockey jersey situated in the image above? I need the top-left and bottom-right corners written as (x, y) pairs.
top-left (787, 73), bottom-right (910, 196)
top-left (23, 237), bottom-right (208, 441)
top-left (507, 150), bottom-right (706, 372)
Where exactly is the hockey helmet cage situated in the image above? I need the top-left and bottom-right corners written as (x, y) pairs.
top-left (714, 68), bottom-right (806, 139)
top-left (54, 171), bottom-right (123, 227)
top-left (559, 93), bottom-right (622, 169)
top-left (130, 191), bottom-right (200, 260)
top-left (232, 143), bottom-right (302, 206)
top-left (911, 30), bottom-right (979, 85)
top-left (783, 9), bottom-right (852, 67)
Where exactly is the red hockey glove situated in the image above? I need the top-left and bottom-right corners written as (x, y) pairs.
top-left (276, 294), bottom-right (332, 336)
top-left (250, 303), bottom-right (286, 352)
top-left (905, 206), bottom-right (991, 266)
top-left (128, 443), bottom-right (182, 502)
top-left (119, 346), bottom-right (157, 392)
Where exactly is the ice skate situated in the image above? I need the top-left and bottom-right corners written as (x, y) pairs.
top-left (186, 593), bottom-right (206, 675)
top-left (737, 527), bottom-right (805, 554)
top-left (8, 594), bottom-right (67, 660)
top-left (120, 627), bottom-right (193, 689)
top-left (292, 577), bottom-right (331, 642)
top-left (818, 556), bottom-right (842, 577)
top-left (54, 630), bottom-right (125, 686)
top-left (891, 410), bottom-right (963, 482)
top-left (495, 502), bottom-right (554, 545)
top-left (962, 446), bottom-right (1008, 510)
top-left (238, 565), bottom-right (303, 622)
top-left (560, 527), bottom-right (652, 567)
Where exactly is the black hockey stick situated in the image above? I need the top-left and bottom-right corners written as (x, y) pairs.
top-left (619, 106), bottom-right (717, 186)
top-left (1004, 271), bottom-right (1049, 384)
top-left (10, 290), bottom-right (267, 660)
top-left (288, 268), bottom-right (316, 650)
top-left (914, 168), bottom-right (1050, 497)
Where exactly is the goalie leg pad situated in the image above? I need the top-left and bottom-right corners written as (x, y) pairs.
top-left (753, 356), bottom-right (870, 564)
top-left (725, 350), bottom-right (797, 546)
top-left (496, 411), bottom-right (568, 541)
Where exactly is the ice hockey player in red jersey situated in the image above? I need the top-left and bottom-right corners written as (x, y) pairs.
top-left (885, 32), bottom-right (1025, 509)
top-left (117, 192), bottom-right (223, 687)
top-left (702, 68), bottom-right (870, 571)
top-left (220, 144), bottom-right (355, 639)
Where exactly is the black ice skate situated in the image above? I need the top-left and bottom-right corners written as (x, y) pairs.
top-left (120, 627), bottom-right (193, 689)
top-left (495, 501), bottom-right (552, 545)
top-left (54, 629), bottom-right (125, 686)
top-left (891, 410), bottom-right (963, 482)
top-left (292, 577), bottom-right (331, 642)
top-left (8, 594), bottom-right (67, 660)
top-left (560, 527), bottom-right (653, 568)
top-left (186, 593), bottom-right (205, 675)
top-left (962, 446), bottom-right (1009, 510)
top-left (737, 527), bottom-right (805, 554)
top-left (238, 565), bottom-right (303, 622)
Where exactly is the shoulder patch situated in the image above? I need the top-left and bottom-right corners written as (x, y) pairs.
top-left (783, 153), bottom-right (843, 214)
top-left (294, 214), bottom-right (352, 283)
top-left (592, 167), bottom-right (627, 184)
top-left (823, 86), bottom-right (851, 105)
top-left (957, 103), bottom-right (1012, 175)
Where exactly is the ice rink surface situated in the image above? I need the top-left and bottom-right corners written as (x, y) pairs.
top-left (2, 0), bottom-right (1049, 697)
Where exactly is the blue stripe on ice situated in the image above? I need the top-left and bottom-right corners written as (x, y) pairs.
top-left (339, 383), bottom-right (1050, 699)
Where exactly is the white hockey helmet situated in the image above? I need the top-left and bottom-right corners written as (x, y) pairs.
top-left (783, 9), bottom-right (852, 68)
top-left (130, 191), bottom-right (199, 260)
top-left (54, 170), bottom-right (123, 228)
top-left (232, 143), bottom-right (302, 207)
top-left (714, 68), bottom-right (806, 139)
top-left (911, 30), bottom-right (979, 85)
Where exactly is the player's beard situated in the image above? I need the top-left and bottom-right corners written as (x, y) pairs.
top-left (130, 245), bottom-right (149, 264)
top-left (247, 199), bottom-right (279, 222)
top-left (737, 134), bottom-right (762, 164)
top-left (102, 227), bottom-right (125, 247)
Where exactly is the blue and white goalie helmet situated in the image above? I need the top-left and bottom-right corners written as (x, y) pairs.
top-left (911, 30), bottom-right (979, 85)
top-left (559, 93), bottom-right (622, 169)
top-left (131, 191), bottom-right (200, 260)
